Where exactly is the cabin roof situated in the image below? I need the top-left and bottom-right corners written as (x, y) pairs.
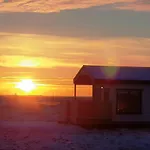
top-left (74, 65), bottom-right (150, 85)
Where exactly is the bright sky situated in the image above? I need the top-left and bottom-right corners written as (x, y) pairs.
top-left (0, 0), bottom-right (150, 96)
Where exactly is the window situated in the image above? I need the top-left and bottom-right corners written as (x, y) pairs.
top-left (116, 89), bottom-right (142, 114)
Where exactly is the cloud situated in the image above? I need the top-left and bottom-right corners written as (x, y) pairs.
top-left (117, 0), bottom-right (150, 11)
top-left (0, 8), bottom-right (150, 39)
top-left (1, 0), bottom-right (150, 13)
top-left (0, 55), bottom-right (83, 69)
top-left (1, 32), bottom-right (150, 95)
top-left (0, 0), bottom-right (135, 13)
top-left (1, 32), bottom-right (150, 69)
top-left (1, 33), bottom-right (150, 80)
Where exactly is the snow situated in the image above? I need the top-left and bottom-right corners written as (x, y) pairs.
top-left (1, 101), bottom-right (150, 149)
top-left (1, 122), bottom-right (150, 150)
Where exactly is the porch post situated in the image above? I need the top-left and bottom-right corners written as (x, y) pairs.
top-left (74, 84), bottom-right (76, 100)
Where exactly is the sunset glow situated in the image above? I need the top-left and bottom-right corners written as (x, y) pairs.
top-left (0, 0), bottom-right (150, 96)
top-left (15, 79), bottom-right (37, 93)
top-left (19, 59), bottom-right (40, 67)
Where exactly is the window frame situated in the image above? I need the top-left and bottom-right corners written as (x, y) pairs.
top-left (116, 89), bottom-right (142, 115)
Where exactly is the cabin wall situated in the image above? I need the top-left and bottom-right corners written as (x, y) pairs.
top-left (63, 83), bottom-right (150, 125)
top-left (111, 84), bottom-right (150, 122)
top-left (92, 84), bottom-right (112, 121)
top-left (93, 84), bottom-right (150, 122)
top-left (93, 84), bottom-right (150, 123)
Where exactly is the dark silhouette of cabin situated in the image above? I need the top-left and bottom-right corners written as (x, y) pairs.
top-left (59, 65), bottom-right (150, 127)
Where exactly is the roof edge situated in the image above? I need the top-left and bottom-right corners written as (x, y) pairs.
top-left (82, 64), bottom-right (150, 69)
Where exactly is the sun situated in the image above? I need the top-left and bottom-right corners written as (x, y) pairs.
top-left (15, 79), bottom-right (36, 93)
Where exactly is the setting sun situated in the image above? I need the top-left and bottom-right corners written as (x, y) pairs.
top-left (15, 79), bottom-right (37, 93)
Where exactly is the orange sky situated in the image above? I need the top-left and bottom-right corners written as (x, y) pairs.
top-left (0, 0), bottom-right (150, 96)
top-left (1, 33), bottom-right (150, 96)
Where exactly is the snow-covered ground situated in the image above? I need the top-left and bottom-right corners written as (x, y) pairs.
top-left (1, 121), bottom-right (150, 150)
top-left (1, 101), bottom-right (150, 150)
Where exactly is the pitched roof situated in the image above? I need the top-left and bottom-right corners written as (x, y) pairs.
top-left (74, 65), bottom-right (150, 84)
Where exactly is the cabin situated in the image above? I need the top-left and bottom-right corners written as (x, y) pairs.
top-left (59, 65), bottom-right (150, 127)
